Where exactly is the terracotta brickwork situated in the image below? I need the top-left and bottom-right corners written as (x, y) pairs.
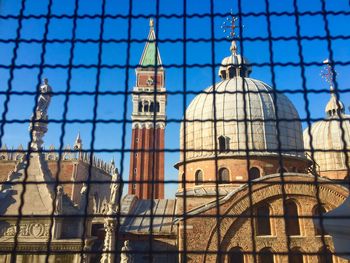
top-left (137, 72), bottom-right (164, 88)
top-left (0, 162), bottom-right (16, 182)
top-left (320, 169), bottom-right (349, 181)
top-left (177, 156), bottom-right (308, 190)
top-left (47, 161), bottom-right (74, 197)
top-left (176, 174), bottom-right (348, 263)
top-left (0, 159), bottom-right (111, 212)
top-left (129, 127), bottom-right (165, 199)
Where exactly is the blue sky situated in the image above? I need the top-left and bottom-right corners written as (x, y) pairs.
top-left (0, 0), bottom-right (349, 198)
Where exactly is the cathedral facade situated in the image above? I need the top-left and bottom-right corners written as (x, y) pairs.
top-left (115, 20), bottom-right (350, 263)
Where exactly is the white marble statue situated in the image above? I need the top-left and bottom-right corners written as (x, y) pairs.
top-left (121, 240), bottom-right (133, 263)
top-left (110, 167), bottom-right (120, 207)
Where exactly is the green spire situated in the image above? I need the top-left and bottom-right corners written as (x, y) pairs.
top-left (139, 18), bottom-right (162, 68)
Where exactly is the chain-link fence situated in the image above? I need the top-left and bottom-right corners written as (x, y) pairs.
top-left (0, 0), bottom-right (349, 262)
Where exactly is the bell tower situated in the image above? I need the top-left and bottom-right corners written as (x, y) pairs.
top-left (128, 19), bottom-right (166, 199)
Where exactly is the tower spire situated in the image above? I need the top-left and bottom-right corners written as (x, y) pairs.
top-left (74, 132), bottom-right (82, 149)
top-left (139, 18), bottom-right (162, 68)
top-left (321, 59), bottom-right (345, 117)
top-left (128, 19), bottom-right (166, 199)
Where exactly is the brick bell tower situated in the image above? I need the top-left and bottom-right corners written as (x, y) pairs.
top-left (128, 19), bottom-right (166, 199)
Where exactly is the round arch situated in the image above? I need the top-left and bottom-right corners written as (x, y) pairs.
top-left (228, 247), bottom-right (244, 263)
top-left (218, 167), bottom-right (230, 184)
top-left (249, 167), bottom-right (261, 181)
top-left (195, 170), bottom-right (204, 185)
top-left (200, 175), bottom-right (347, 263)
top-left (285, 199), bottom-right (301, 236)
top-left (259, 247), bottom-right (274, 263)
top-left (289, 247), bottom-right (304, 263)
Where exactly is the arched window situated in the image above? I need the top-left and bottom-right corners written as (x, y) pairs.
top-left (228, 66), bottom-right (236, 78)
top-left (256, 204), bottom-right (271, 236)
top-left (144, 101), bottom-right (149, 112)
top-left (156, 102), bottom-right (160, 112)
top-left (318, 248), bottom-right (333, 263)
top-left (249, 167), bottom-right (260, 181)
top-left (195, 170), bottom-right (203, 185)
top-left (138, 101), bottom-right (143, 112)
top-left (259, 248), bottom-right (274, 263)
top-left (229, 247), bottom-right (244, 263)
top-left (313, 205), bottom-right (328, 236)
top-left (150, 102), bottom-right (154, 112)
top-left (218, 168), bottom-right (229, 184)
top-left (285, 200), bottom-right (300, 236)
top-left (220, 70), bottom-right (227, 80)
top-left (218, 136), bottom-right (229, 152)
top-left (289, 248), bottom-right (303, 263)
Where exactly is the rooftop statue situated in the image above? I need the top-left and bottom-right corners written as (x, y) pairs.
top-left (37, 78), bottom-right (52, 114)
top-left (29, 78), bottom-right (53, 151)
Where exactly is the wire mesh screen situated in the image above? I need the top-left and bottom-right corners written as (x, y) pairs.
top-left (0, 0), bottom-right (350, 262)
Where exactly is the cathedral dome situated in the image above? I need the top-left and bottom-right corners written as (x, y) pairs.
top-left (180, 76), bottom-right (305, 162)
top-left (303, 89), bottom-right (350, 175)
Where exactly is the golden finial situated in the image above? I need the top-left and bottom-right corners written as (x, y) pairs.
top-left (150, 18), bottom-right (154, 28)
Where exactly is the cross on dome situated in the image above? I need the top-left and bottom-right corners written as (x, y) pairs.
top-left (321, 59), bottom-right (336, 87)
top-left (321, 59), bottom-right (345, 117)
top-left (218, 12), bottom-right (251, 79)
top-left (221, 10), bottom-right (241, 40)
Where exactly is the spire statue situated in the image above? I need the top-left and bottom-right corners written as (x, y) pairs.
top-left (29, 78), bottom-right (53, 151)
top-left (74, 132), bottom-right (83, 159)
top-left (110, 167), bottom-right (121, 210)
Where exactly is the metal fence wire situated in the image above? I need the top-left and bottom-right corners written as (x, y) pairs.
top-left (0, 0), bottom-right (350, 262)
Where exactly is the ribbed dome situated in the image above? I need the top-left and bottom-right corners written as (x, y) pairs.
top-left (180, 77), bottom-right (305, 161)
top-left (304, 90), bottom-right (350, 172)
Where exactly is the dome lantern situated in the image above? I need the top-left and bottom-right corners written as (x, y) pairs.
top-left (325, 86), bottom-right (345, 117)
top-left (218, 40), bottom-right (252, 80)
